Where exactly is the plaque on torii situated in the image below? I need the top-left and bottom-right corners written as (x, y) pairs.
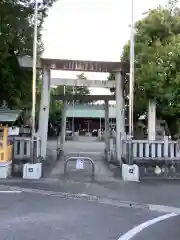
top-left (18, 56), bottom-right (129, 73)
top-left (41, 58), bottom-right (128, 73)
top-left (18, 56), bottom-right (129, 88)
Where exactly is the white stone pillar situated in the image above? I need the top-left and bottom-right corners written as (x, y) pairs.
top-left (104, 100), bottom-right (109, 152)
top-left (148, 99), bottom-right (156, 140)
top-left (115, 71), bottom-right (125, 162)
top-left (60, 100), bottom-right (67, 152)
top-left (38, 66), bottom-right (51, 159)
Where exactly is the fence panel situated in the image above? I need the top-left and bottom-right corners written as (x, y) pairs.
top-left (12, 137), bottom-right (41, 160)
top-left (122, 139), bottom-right (180, 161)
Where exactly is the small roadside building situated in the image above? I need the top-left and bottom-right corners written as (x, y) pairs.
top-left (0, 107), bottom-right (23, 126)
top-left (66, 104), bottom-right (127, 134)
top-left (65, 104), bottom-right (168, 139)
top-left (0, 107), bottom-right (31, 136)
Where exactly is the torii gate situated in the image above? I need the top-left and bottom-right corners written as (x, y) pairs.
top-left (18, 56), bottom-right (129, 162)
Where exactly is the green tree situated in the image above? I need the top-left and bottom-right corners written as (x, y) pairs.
top-left (121, 0), bottom-right (180, 137)
top-left (49, 88), bottom-right (62, 124)
top-left (74, 73), bottom-right (90, 101)
top-left (0, 0), bottom-right (56, 108)
top-left (54, 72), bottom-right (90, 103)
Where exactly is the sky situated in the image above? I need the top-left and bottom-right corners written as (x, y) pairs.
top-left (42, 0), bottom-right (168, 95)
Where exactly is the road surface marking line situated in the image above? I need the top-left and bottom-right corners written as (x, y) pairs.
top-left (118, 213), bottom-right (177, 240)
top-left (0, 190), bottom-right (22, 193)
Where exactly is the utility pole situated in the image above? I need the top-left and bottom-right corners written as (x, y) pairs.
top-left (129, 0), bottom-right (135, 139)
top-left (31, 0), bottom-right (38, 162)
top-left (128, 0), bottom-right (135, 165)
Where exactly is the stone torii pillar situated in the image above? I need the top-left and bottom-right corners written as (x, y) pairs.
top-left (38, 65), bottom-right (51, 159)
top-left (60, 100), bottom-right (67, 152)
top-left (104, 100), bottom-right (110, 153)
top-left (115, 70), bottom-right (125, 163)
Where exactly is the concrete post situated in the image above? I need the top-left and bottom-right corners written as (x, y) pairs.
top-left (38, 66), bottom-right (51, 159)
top-left (148, 99), bottom-right (156, 140)
top-left (60, 100), bottom-right (67, 152)
top-left (115, 71), bottom-right (125, 162)
top-left (104, 100), bottom-right (109, 152)
top-left (72, 117), bottom-right (75, 137)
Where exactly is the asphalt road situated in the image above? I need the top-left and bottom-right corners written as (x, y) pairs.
top-left (0, 189), bottom-right (179, 240)
top-left (2, 137), bottom-right (179, 239)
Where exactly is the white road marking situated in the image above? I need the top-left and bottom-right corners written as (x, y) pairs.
top-left (0, 190), bottom-right (22, 194)
top-left (118, 213), bottom-right (177, 240)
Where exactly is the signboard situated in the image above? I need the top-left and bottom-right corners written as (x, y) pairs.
top-left (76, 159), bottom-right (84, 170)
top-left (8, 127), bottom-right (19, 136)
top-left (18, 56), bottom-right (129, 73)
top-left (42, 58), bottom-right (128, 73)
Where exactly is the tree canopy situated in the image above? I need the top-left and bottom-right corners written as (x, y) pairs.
top-left (0, 0), bottom-right (90, 125)
top-left (54, 73), bottom-right (90, 99)
top-left (120, 0), bottom-right (180, 137)
top-left (0, 0), bottom-right (56, 108)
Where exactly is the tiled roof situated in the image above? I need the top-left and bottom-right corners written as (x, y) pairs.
top-left (66, 104), bottom-right (116, 118)
top-left (0, 108), bottom-right (21, 123)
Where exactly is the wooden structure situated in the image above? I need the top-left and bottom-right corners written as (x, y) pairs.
top-left (0, 126), bottom-right (12, 163)
top-left (0, 107), bottom-right (31, 136)
top-left (13, 137), bottom-right (41, 160)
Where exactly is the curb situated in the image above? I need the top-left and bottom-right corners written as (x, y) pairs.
top-left (1, 184), bottom-right (180, 215)
top-left (0, 184), bottom-right (149, 210)
top-left (149, 204), bottom-right (180, 214)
